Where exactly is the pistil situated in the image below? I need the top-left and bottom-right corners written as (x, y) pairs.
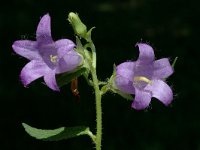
top-left (133, 76), bottom-right (152, 84)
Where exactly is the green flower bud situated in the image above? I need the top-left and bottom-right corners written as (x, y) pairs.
top-left (68, 12), bottom-right (87, 38)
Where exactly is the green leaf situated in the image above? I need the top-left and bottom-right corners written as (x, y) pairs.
top-left (56, 68), bottom-right (87, 87)
top-left (22, 123), bottom-right (90, 141)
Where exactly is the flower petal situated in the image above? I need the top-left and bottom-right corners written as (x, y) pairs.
top-left (20, 60), bottom-right (49, 86)
top-left (56, 50), bottom-right (82, 74)
top-left (116, 62), bottom-right (135, 81)
top-left (153, 58), bottom-right (174, 79)
top-left (145, 80), bottom-right (173, 106)
top-left (44, 70), bottom-right (59, 91)
top-left (12, 40), bottom-right (41, 60)
top-left (136, 43), bottom-right (155, 64)
top-left (134, 63), bottom-right (153, 79)
top-left (114, 75), bottom-right (135, 94)
top-left (56, 39), bottom-right (75, 58)
top-left (131, 88), bottom-right (151, 110)
top-left (36, 14), bottom-right (53, 44)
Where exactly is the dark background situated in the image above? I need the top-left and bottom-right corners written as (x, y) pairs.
top-left (0, 0), bottom-right (199, 149)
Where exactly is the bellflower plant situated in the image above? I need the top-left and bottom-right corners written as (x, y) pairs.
top-left (12, 14), bottom-right (82, 91)
top-left (13, 12), bottom-right (176, 150)
top-left (114, 43), bottom-right (173, 110)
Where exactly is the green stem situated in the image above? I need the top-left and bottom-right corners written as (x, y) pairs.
top-left (86, 128), bottom-right (97, 143)
top-left (89, 41), bottom-right (102, 150)
top-left (91, 67), bottom-right (102, 150)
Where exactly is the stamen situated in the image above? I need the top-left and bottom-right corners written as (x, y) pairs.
top-left (133, 76), bottom-right (152, 84)
top-left (50, 55), bottom-right (57, 63)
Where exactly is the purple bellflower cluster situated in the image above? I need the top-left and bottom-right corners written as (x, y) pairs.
top-left (13, 12), bottom-right (175, 150)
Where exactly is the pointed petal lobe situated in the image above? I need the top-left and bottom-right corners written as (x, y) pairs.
top-left (153, 58), bottom-right (173, 79)
top-left (132, 88), bottom-right (151, 110)
top-left (12, 40), bottom-right (41, 60)
top-left (136, 43), bottom-right (155, 64)
top-left (44, 71), bottom-right (59, 91)
top-left (36, 14), bottom-right (53, 43)
top-left (145, 79), bottom-right (173, 106)
top-left (20, 60), bottom-right (49, 86)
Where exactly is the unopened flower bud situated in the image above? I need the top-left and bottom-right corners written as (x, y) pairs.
top-left (68, 12), bottom-right (87, 38)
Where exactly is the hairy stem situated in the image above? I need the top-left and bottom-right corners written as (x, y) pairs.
top-left (91, 67), bottom-right (102, 150)
top-left (89, 41), bottom-right (102, 150)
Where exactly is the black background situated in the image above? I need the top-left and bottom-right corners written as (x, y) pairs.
top-left (0, 0), bottom-right (199, 149)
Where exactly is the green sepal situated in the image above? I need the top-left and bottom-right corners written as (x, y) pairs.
top-left (85, 27), bottom-right (95, 42)
top-left (75, 37), bottom-right (92, 70)
top-left (75, 36), bottom-right (84, 55)
top-left (172, 57), bottom-right (178, 69)
top-left (111, 89), bottom-right (133, 100)
top-left (22, 123), bottom-right (91, 141)
top-left (56, 67), bottom-right (87, 87)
